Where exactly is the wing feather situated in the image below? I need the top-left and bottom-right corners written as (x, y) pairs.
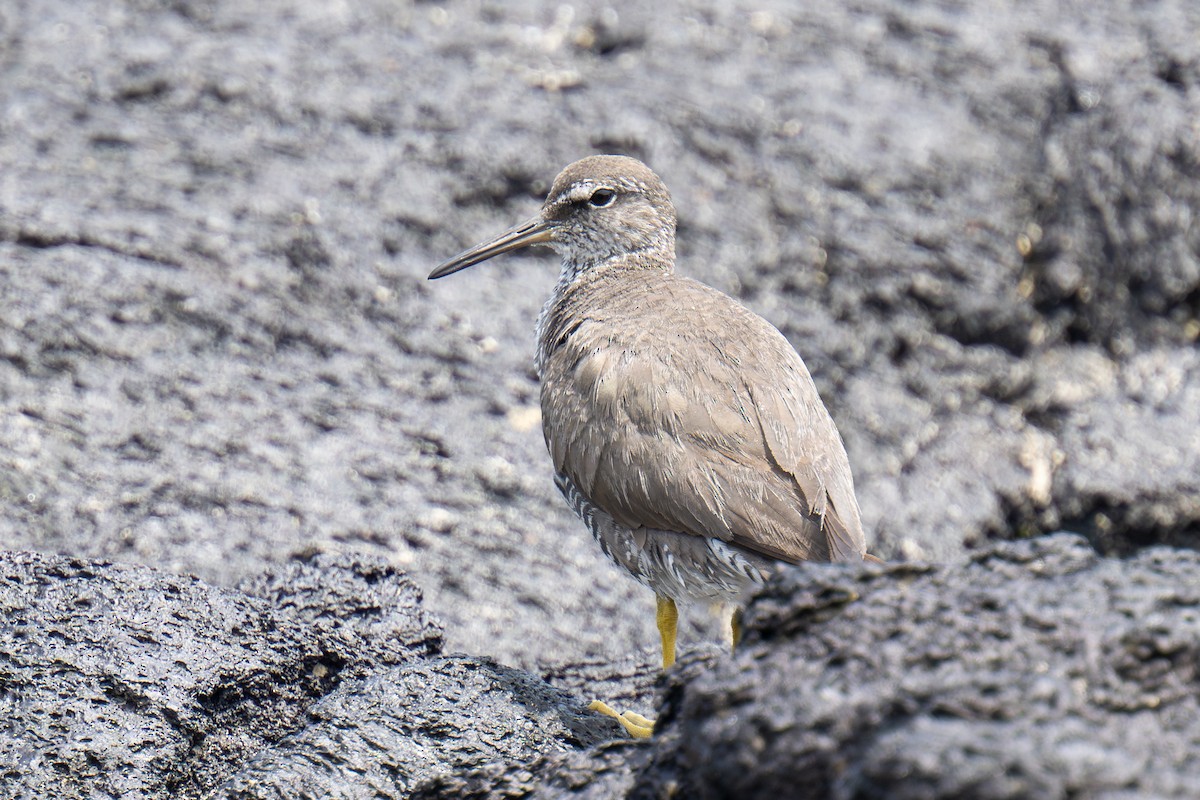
top-left (539, 270), bottom-right (866, 565)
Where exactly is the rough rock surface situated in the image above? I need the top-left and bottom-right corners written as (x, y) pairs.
top-left (0, 551), bottom-right (441, 798)
top-left (413, 535), bottom-right (1200, 800)
top-left (2, 0), bottom-right (1200, 796)
top-left (0, 550), bottom-right (617, 799)
top-left (210, 657), bottom-right (614, 799)
top-left (644, 534), bottom-right (1200, 800)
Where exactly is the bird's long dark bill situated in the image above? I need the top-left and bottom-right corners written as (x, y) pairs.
top-left (427, 217), bottom-right (553, 279)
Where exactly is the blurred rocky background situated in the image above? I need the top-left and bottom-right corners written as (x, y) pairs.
top-left (1, 0), bottom-right (1198, 797)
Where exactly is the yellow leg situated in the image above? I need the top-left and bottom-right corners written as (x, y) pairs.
top-left (730, 606), bottom-right (744, 653)
top-left (588, 594), bottom-right (679, 738)
top-left (656, 594), bottom-right (678, 670)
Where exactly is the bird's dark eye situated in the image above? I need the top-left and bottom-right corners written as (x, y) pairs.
top-left (588, 189), bottom-right (616, 207)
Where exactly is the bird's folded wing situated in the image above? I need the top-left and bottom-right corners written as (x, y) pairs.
top-left (541, 289), bottom-right (865, 565)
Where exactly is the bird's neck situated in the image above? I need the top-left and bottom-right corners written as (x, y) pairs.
top-left (554, 242), bottom-right (676, 288)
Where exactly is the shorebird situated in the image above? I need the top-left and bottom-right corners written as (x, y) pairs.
top-left (428, 155), bottom-right (869, 737)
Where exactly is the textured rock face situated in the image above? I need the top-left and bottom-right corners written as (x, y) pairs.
top-left (3, 0), bottom-right (1199, 670)
top-left (2, 0), bottom-right (1199, 796)
top-left (210, 657), bottom-right (615, 798)
top-left (410, 535), bottom-right (1200, 800)
top-left (645, 535), bottom-right (1200, 799)
top-left (5, 538), bottom-right (1200, 798)
top-left (0, 552), bottom-right (437, 798)
top-left (0, 551), bottom-right (614, 799)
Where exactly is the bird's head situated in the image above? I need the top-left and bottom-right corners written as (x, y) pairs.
top-left (428, 155), bottom-right (677, 282)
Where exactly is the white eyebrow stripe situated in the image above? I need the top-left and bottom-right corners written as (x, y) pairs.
top-left (564, 183), bottom-right (598, 203)
top-left (553, 176), bottom-right (643, 211)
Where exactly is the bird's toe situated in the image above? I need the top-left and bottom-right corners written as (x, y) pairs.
top-left (588, 699), bottom-right (655, 738)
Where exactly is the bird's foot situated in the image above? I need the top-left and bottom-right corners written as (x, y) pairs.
top-left (589, 699), bottom-right (655, 738)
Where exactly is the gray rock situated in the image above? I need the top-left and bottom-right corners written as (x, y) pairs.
top-left (410, 741), bottom-right (656, 800)
top-left (641, 535), bottom-right (1200, 799)
top-left (7, 535), bottom-right (1200, 798)
top-left (421, 536), bottom-right (1200, 799)
top-left (0, 550), bottom-right (440, 798)
top-left (0, 550), bottom-right (618, 799)
top-left (3, 0), bottom-right (1198, 672)
top-left (210, 656), bottom-right (614, 799)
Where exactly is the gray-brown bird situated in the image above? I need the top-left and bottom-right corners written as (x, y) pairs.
top-left (429, 155), bottom-right (868, 737)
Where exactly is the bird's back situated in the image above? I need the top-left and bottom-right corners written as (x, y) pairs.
top-left (538, 267), bottom-right (865, 565)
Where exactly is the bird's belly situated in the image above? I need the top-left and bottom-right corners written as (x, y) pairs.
top-left (553, 472), bottom-right (771, 604)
